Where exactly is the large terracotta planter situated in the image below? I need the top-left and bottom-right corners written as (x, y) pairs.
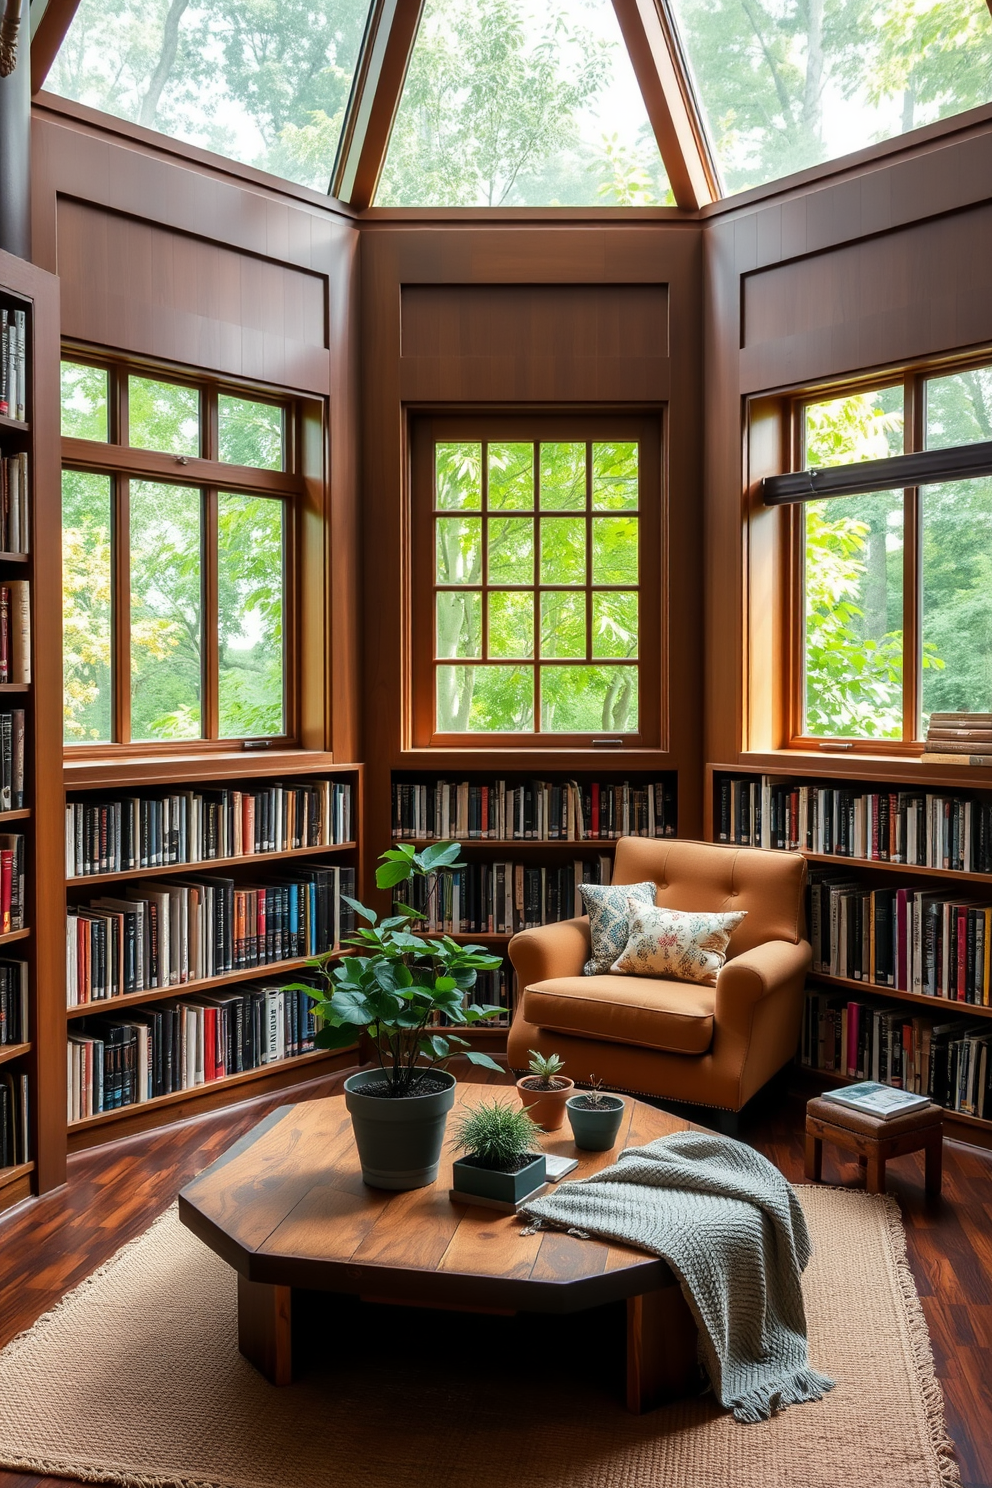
top-left (516, 1075), bottom-right (575, 1131)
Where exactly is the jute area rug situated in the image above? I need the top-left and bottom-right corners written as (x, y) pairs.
top-left (0, 1186), bottom-right (957, 1488)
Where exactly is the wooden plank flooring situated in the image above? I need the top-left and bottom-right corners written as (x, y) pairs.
top-left (0, 1065), bottom-right (990, 1488)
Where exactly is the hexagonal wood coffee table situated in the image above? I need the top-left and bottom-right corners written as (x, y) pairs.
top-left (179, 1083), bottom-right (702, 1413)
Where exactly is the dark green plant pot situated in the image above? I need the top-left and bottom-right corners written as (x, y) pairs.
top-left (344, 1068), bottom-right (456, 1190)
top-left (451, 1152), bottom-right (546, 1204)
top-left (566, 1094), bottom-right (626, 1151)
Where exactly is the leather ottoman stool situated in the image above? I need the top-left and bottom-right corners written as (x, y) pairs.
top-left (804, 1095), bottom-right (943, 1199)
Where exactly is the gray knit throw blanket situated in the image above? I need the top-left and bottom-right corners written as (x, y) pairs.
top-left (521, 1130), bottom-right (835, 1423)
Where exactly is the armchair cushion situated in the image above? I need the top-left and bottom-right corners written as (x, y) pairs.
top-left (579, 879), bottom-right (656, 974)
top-left (523, 975), bottom-right (715, 1056)
top-left (611, 901), bottom-right (747, 986)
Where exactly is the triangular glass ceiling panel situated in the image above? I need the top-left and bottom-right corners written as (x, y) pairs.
top-left (668, 0), bottom-right (992, 196)
top-left (375, 0), bottom-right (673, 207)
top-left (46, 0), bottom-right (374, 193)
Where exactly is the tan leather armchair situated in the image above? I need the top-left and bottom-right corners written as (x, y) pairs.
top-left (506, 838), bottom-right (811, 1114)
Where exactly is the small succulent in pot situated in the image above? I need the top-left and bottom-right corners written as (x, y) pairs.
top-left (516, 1049), bottom-right (575, 1132)
top-left (567, 1076), bottom-right (625, 1152)
top-left (450, 1099), bottom-right (547, 1205)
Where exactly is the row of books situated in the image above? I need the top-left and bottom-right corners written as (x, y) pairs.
top-left (0, 959), bottom-right (26, 1043)
top-left (66, 980), bottom-right (323, 1120)
top-left (718, 773), bottom-right (992, 873)
top-left (398, 857), bottom-right (612, 935)
top-left (65, 864), bottom-right (355, 1005)
top-left (801, 989), bottom-right (992, 1119)
top-left (0, 581), bottom-right (29, 684)
top-left (65, 779), bottom-right (354, 878)
top-left (0, 833), bottom-right (24, 933)
top-left (810, 869), bottom-right (992, 1003)
top-left (0, 453), bottom-right (28, 553)
top-left (0, 309), bottom-right (26, 422)
top-left (0, 1070), bottom-right (27, 1166)
top-left (392, 778), bottom-right (676, 842)
top-left (456, 966), bottom-right (514, 1028)
top-left (0, 710), bottom-right (24, 810)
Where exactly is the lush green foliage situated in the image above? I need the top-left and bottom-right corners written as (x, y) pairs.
top-left (299, 843), bottom-right (505, 1096)
top-left (435, 439), bottom-right (640, 734)
top-left (61, 367), bottom-right (286, 743)
top-left (526, 1049), bottom-right (566, 1088)
top-left (449, 1099), bottom-right (542, 1168)
top-left (674, 0), bottom-right (992, 193)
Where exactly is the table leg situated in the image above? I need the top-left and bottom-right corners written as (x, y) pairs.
top-left (238, 1275), bottom-right (292, 1385)
top-left (866, 1151), bottom-right (886, 1195)
top-left (925, 1132), bottom-right (943, 1200)
top-left (804, 1132), bottom-right (822, 1182)
top-left (626, 1286), bottom-right (699, 1413)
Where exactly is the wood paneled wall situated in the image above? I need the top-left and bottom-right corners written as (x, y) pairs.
top-left (360, 223), bottom-right (704, 892)
top-left (703, 117), bottom-right (992, 765)
top-left (30, 102), bottom-right (361, 763)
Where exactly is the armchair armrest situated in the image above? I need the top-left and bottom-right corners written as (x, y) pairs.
top-left (715, 938), bottom-right (812, 1034)
top-left (508, 917), bottom-right (591, 990)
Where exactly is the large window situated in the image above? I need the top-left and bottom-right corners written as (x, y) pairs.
top-left (411, 417), bottom-right (661, 746)
top-left (61, 356), bottom-right (294, 749)
top-left (796, 362), bottom-right (992, 746)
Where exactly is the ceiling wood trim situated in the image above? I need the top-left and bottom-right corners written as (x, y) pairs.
top-left (29, 0), bottom-right (81, 95)
top-left (330, 0), bottom-right (424, 210)
top-left (610, 0), bottom-right (719, 211)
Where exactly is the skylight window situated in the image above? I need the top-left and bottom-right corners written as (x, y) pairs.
top-left (375, 0), bottom-right (672, 207)
top-left (46, 0), bottom-right (373, 192)
top-left (669, 0), bottom-right (992, 195)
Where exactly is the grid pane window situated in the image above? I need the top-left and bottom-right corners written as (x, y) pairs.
top-left (433, 439), bottom-right (640, 734)
top-left (60, 359), bottom-right (292, 747)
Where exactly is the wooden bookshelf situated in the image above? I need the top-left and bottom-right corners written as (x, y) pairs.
top-left (0, 1041), bottom-right (31, 1066)
top-left (65, 952), bottom-right (343, 1019)
top-left (707, 760), bottom-right (992, 1144)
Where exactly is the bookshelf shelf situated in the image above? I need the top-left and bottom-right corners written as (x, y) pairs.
top-left (394, 837), bottom-right (639, 850)
top-left (66, 840), bottom-right (358, 888)
top-left (64, 750), bottom-right (351, 792)
top-left (0, 809), bottom-right (30, 824)
top-left (0, 684), bottom-right (29, 694)
top-left (0, 928), bottom-right (30, 946)
top-left (802, 851), bottom-right (992, 885)
top-left (0, 415), bottom-right (28, 434)
top-left (66, 1047), bottom-right (348, 1135)
top-left (0, 552), bottom-right (29, 564)
top-left (0, 1041), bottom-right (30, 1065)
top-left (65, 951), bottom-right (345, 1020)
top-left (0, 1159), bottom-right (34, 1191)
top-left (809, 973), bottom-right (992, 1019)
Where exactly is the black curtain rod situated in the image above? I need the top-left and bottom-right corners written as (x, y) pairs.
top-left (762, 439), bottom-right (992, 506)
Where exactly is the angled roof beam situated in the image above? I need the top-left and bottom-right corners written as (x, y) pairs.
top-left (331, 0), bottom-right (424, 210)
top-left (610, 0), bottom-right (720, 211)
top-left (29, 0), bottom-right (82, 96)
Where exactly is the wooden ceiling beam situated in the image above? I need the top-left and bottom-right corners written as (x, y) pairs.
top-left (330, 0), bottom-right (424, 211)
top-left (610, 0), bottom-right (720, 211)
top-left (29, 0), bottom-right (82, 96)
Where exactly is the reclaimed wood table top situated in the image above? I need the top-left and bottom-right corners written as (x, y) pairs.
top-left (179, 1083), bottom-right (697, 1313)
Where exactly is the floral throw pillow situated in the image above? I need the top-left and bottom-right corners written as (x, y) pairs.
top-left (580, 880), bottom-right (657, 976)
top-left (610, 902), bottom-right (747, 986)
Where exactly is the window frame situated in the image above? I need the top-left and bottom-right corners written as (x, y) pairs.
top-left (781, 351), bottom-right (992, 754)
top-left (409, 412), bottom-right (664, 750)
top-left (61, 347), bottom-right (306, 758)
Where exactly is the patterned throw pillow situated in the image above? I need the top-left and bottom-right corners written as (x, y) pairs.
top-left (580, 880), bottom-right (657, 975)
top-left (610, 901), bottom-right (747, 986)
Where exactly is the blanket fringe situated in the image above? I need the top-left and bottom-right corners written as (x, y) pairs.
top-left (729, 1367), bottom-right (836, 1424)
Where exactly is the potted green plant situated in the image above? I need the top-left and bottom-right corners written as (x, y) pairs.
top-left (516, 1050), bottom-right (575, 1131)
top-left (450, 1099), bottom-right (546, 1207)
top-left (566, 1078), bottom-right (626, 1151)
top-left (286, 842), bottom-right (504, 1191)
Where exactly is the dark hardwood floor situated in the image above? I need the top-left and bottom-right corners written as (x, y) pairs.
top-left (1, 1065), bottom-right (990, 1488)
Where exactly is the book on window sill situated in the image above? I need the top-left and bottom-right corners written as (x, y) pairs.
top-left (921, 752), bottom-right (992, 767)
top-left (821, 1081), bottom-right (931, 1119)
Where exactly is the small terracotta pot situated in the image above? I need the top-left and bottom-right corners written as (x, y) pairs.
top-left (516, 1075), bottom-right (575, 1132)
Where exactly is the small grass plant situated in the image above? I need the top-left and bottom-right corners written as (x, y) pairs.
top-left (450, 1100), bottom-right (543, 1171)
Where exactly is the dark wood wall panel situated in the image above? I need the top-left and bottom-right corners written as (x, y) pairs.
top-left (57, 199), bottom-right (329, 392)
top-left (741, 203), bottom-right (992, 392)
top-left (400, 283), bottom-right (669, 401)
